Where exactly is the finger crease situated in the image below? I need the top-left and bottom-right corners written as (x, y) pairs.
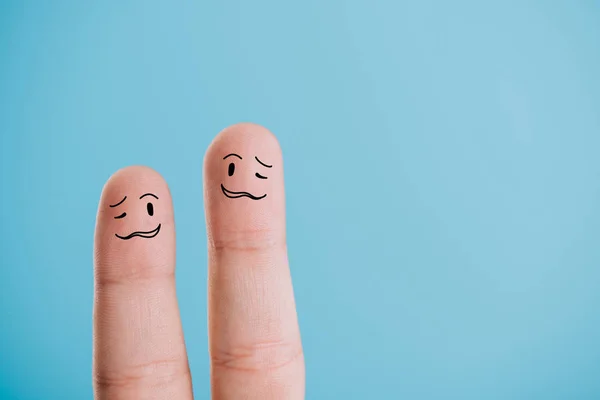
top-left (210, 339), bottom-right (304, 373)
top-left (93, 357), bottom-right (191, 390)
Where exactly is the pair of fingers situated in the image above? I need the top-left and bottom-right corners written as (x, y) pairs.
top-left (93, 124), bottom-right (304, 399)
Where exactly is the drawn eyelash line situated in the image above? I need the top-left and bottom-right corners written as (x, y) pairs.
top-left (255, 156), bottom-right (272, 168)
top-left (109, 196), bottom-right (127, 207)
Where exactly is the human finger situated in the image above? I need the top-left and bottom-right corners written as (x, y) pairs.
top-left (93, 166), bottom-right (193, 399)
top-left (204, 123), bottom-right (305, 399)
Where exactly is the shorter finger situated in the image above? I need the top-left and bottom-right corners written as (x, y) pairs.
top-left (93, 166), bottom-right (192, 399)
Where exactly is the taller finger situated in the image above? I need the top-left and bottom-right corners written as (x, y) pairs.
top-left (204, 123), bottom-right (305, 399)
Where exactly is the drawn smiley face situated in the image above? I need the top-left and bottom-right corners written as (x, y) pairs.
top-left (110, 192), bottom-right (161, 240)
top-left (220, 153), bottom-right (272, 200)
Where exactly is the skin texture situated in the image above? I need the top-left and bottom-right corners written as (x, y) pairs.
top-left (93, 123), bottom-right (304, 399)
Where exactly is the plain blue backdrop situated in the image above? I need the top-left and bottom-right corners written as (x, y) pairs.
top-left (1, 1), bottom-right (600, 399)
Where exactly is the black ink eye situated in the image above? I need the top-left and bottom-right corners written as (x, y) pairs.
top-left (255, 173), bottom-right (267, 179)
top-left (228, 162), bottom-right (235, 176)
top-left (114, 212), bottom-right (126, 219)
top-left (147, 202), bottom-right (154, 216)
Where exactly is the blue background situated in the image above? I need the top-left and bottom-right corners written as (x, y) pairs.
top-left (1, 1), bottom-right (599, 399)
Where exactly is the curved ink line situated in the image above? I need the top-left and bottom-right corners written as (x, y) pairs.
top-left (115, 224), bottom-right (161, 240)
top-left (114, 212), bottom-right (127, 219)
top-left (110, 196), bottom-right (127, 207)
top-left (139, 193), bottom-right (159, 200)
top-left (224, 153), bottom-right (243, 160)
top-left (255, 156), bottom-right (272, 168)
top-left (221, 184), bottom-right (266, 200)
top-left (255, 173), bottom-right (268, 179)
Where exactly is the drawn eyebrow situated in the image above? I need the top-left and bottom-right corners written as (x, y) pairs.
top-left (109, 196), bottom-right (127, 207)
top-left (139, 193), bottom-right (159, 200)
top-left (255, 156), bottom-right (272, 168)
top-left (223, 153), bottom-right (242, 160)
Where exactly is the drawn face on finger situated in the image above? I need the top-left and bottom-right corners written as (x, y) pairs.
top-left (220, 153), bottom-right (272, 200)
top-left (110, 193), bottom-right (161, 240)
top-left (203, 123), bottom-right (286, 236)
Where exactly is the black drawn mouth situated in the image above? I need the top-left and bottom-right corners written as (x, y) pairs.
top-left (221, 184), bottom-right (266, 200)
top-left (115, 224), bottom-right (161, 240)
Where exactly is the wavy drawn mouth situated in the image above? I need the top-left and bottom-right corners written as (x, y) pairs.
top-left (221, 184), bottom-right (266, 200)
top-left (115, 224), bottom-right (161, 240)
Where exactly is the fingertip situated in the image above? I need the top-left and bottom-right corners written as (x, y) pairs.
top-left (95, 165), bottom-right (175, 281)
top-left (203, 123), bottom-right (286, 244)
top-left (99, 166), bottom-right (169, 209)
top-left (204, 122), bottom-right (282, 168)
